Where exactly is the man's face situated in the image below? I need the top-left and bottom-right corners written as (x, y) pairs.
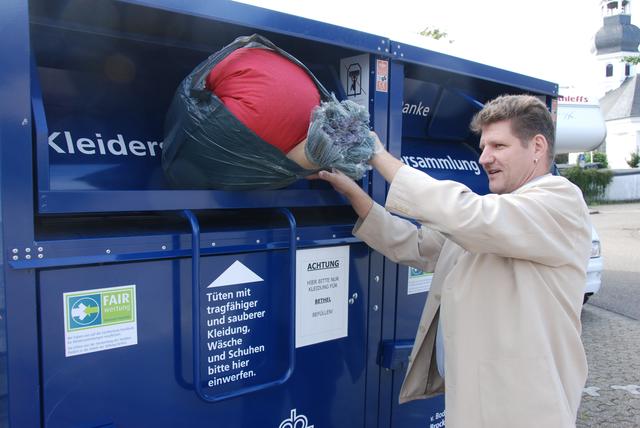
top-left (478, 120), bottom-right (539, 194)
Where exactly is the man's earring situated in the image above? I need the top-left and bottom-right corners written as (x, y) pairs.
top-left (534, 158), bottom-right (538, 164)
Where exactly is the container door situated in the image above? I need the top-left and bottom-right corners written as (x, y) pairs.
top-left (38, 238), bottom-right (370, 428)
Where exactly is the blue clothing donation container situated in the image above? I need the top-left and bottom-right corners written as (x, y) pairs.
top-left (0, 1), bottom-right (558, 427)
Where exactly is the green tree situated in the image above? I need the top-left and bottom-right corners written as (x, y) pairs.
top-left (418, 26), bottom-right (453, 43)
top-left (592, 151), bottom-right (609, 168)
top-left (560, 167), bottom-right (613, 203)
top-left (622, 56), bottom-right (640, 65)
top-left (627, 149), bottom-right (640, 168)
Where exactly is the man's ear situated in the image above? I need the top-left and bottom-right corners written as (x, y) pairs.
top-left (532, 134), bottom-right (548, 159)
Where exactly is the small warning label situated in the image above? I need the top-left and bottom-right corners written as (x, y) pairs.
top-left (376, 60), bottom-right (389, 93)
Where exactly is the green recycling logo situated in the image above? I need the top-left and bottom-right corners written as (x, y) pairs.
top-left (66, 287), bottom-right (135, 332)
top-left (69, 294), bottom-right (102, 329)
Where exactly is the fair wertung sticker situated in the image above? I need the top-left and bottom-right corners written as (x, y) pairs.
top-left (408, 267), bottom-right (433, 295)
top-left (63, 284), bottom-right (137, 357)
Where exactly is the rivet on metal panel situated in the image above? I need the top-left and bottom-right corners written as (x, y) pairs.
top-left (401, 53), bottom-right (404, 57)
top-left (352, 292), bottom-right (358, 300)
top-left (375, 275), bottom-right (380, 283)
top-left (25, 248), bottom-right (31, 253)
top-left (21, 118), bottom-right (28, 126)
top-left (381, 39), bottom-right (386, 44)
top-left (256, 239), bottom-right (261, 244)
top-left (373, 305), bottom-right (379, 311)
top-left (37, 254), bottom-right (43, 259)
top-left (397, 44), bottom-right (401, 49)
top-left (25, 255), bottom-right (31, 260)
top-left (393, 51), bottom-right (397, 55)
top-left (296, 237), bottom-right (300, 241)
top-left (348, 298), bottom-right (355, 305)
top-left (11, 255), bottom-right (18, 261)
top-left (11, 248), bottom-right (18, 254)
top-left (37, 247), bottom-right (43, 252)
top-left (211, 242), bottom-right (216, 247)
top-left (332, 234), bottom-right (336, 238)
top-left (385, 48), bottom-right (389, 53)
top-left (106, 249), bottom-right (111, 254)
top-left (377, 47), bottom-right (381, 51)
top-left (161, 245), bottom-right (167, 250)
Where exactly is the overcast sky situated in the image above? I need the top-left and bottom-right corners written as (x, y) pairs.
top-left (237, 0), bottom-right (640, 91)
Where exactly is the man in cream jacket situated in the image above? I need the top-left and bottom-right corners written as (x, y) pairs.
top-left (317, 95), bottom-right (591, 427)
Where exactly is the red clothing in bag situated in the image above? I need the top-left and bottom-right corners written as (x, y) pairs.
top-left (206, 47), bottom-right (320, 154)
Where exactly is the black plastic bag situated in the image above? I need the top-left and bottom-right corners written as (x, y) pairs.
top-left (162, 34), bottom-right (332, 190)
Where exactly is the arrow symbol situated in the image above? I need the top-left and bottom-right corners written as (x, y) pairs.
top-left (71, 303), bottom-right (99, 320)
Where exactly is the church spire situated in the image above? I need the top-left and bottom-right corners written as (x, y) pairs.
top-left (595, 0), bottom-right (640, 94)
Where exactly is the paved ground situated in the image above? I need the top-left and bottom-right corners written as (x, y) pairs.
top-left (577, 305), bottom-right (640, 427)
top-left (576, 202), bottom-right (640, 427)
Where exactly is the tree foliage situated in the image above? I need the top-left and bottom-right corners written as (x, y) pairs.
top-left (560, 167), bottom-right (613, 203)
top-left (622, 55), bottom-right (640, 65)
top-left (418, 26), bottom-right (453, 43)
top-left (592, 151), bottom-right (609, 168)
top-left (627, 149), bottom-right (640, 168)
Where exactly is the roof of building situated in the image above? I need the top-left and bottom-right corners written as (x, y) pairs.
top-left (595, 14), bottom-right (640, 54)
top-left (600, 74), bottom-right (640, 119)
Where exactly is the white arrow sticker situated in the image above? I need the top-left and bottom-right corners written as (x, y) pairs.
top-left (208, 260), bottom-right (264, 288)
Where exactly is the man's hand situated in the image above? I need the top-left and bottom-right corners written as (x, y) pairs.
top-left (311, 169), bottom-right (374, 219)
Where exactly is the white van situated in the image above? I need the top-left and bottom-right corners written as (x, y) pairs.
top-left (555, 92), bottom-right (606, 304)
top-left (585, 226), bottom-right (603, 304)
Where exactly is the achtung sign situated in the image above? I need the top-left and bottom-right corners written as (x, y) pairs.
top-left (295, 246), bottom-right (350, 348)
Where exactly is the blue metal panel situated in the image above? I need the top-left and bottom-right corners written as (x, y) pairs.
top-left (365, 54), bottom-right (391, 428)
top-left (377, 61), bottom-right (403, 428)
top-left (38, 241), bottom-right (370, 427)
top-left (12, 224), bottom-right (359, 271)
top-left (391, 268), bottom-right (445, 427)
top-left (119, 0), bottom-right (387, 54)
top-left (0, 1), bottom-right (41, 427)
top-left (392, 42), bottom-right (558, 96)
top-left (38, 189), bottom-right (348, 213)
top-left (378, 257), bottom-right (400, 428)
top-left (387, 61), bottom-right (405, 159)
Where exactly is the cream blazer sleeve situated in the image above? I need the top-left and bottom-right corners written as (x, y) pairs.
top-left (384, 166), bottom-right (590, 267)
top-left (353, 202), bottom-right (446, 273)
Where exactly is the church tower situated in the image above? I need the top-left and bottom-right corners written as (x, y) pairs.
top-left (594, 0), bottom-right (640, 94)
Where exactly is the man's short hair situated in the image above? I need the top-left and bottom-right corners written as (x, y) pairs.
top-left (470, 95), bottom-right (555, 165)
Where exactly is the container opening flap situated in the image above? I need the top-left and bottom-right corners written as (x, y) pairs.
top-left (31, 19), bottom-right (349, 192)
top-left (402, 78), bottom-right (484, 141)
